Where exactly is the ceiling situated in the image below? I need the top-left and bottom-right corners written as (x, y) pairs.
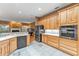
top-left (0, 3), bottom-right (70, 23)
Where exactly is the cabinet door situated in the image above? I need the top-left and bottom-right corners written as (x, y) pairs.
top-left (0, 43), bottom-right (2, 56)
top-left (66, 7), bottom-right (73, 24)
top-left (54, 14), bottom-right (59, 29)
top-left (10, 37), bottom-right (17, 53)
top-left (59, 38), bottom-right (78, 55)
top-left (49, 16), bottom-right (55, 29)
top-left (43, 19), bottom-right (46, 29)
top-left (42, 35), bottom-right (47, 43)
top-left (59, 9), bottom-right (67, 25)
top-left (30, 34), bottom-right (35, 43)
top-left (45, 18), bottom-right (49, 29)
top-left (1, 40), bottom-right (9, 56)
top-left (47, 35), bottom-right (59, 48)
top-left (67, 7), bottom-right (76, 24)
top-left (72, 6), bottom-right (79, 24)
top-left (66, 5), bottom-right (79, 24)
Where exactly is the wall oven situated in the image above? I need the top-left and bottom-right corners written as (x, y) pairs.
top-left (60, 25), bottom-right (77, 40)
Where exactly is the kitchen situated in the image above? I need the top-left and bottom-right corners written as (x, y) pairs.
top-left (0, 3), bottom-right (79, 56)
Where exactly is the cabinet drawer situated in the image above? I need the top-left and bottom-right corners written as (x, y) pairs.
top-left (48, 36), bottom-right (59, 43)
top-left (60, 46), bottom-right (77, 55)
top-left (60, 38), bottom-right (77, 48)
top-left (48, 40), bottom-right (58, 48)
top-left (60, 43), bottom-right (77, 52)
top-left (59, 38), bottom-right (78, 56)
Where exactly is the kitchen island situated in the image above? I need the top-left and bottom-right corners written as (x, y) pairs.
top-left (0, 32), bottom-right (31, 56)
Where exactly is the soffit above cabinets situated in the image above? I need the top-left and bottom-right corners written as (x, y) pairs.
top-left (0, 3), bottom-right (70, 23)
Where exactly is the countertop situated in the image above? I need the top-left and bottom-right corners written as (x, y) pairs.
top-left (0, 32), bottom-right (29, 41)
top-left (42, 33), bottom-right (59, 37)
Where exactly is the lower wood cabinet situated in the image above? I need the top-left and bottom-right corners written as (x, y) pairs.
top-left (0, 35), bottom-right (31, 56)
top-left (59, 38), bottom-right (78, 55)
top-left (42, 34), bottom-right (78, 56)
top-left (0, 40), bottom-right (10, 56)
top-left (42, 34), bottom-right (59, 48)
top-left (9, 37), bottom-right (17, 53)
top-left (0, 37), bottom-right (17, 56)
top-left (47, 35), bottom-right (59, 48)
top-left (30, 34), bottom-right (35, 43)
top-left (42, 35), bottom-right (48, 44)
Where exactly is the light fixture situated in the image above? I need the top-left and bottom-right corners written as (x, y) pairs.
top-left (38, 8), bottom-right (42, 11)
top-left (18, 10), bottom-right (22, 14)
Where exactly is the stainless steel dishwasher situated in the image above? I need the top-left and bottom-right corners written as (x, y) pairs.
top-left (17, 36), bottom-right (27, 49)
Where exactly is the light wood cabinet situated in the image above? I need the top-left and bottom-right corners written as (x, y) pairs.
top-left (59, 38), bottom-right (78, 55)
top-left (45, 17), bottom-right (50, 29)
top-left (46, 13), bottom-right (59, 29)
top-left (42, 34), bottom-right (79, 55)
top-left (49, 15), bottom-right (55, 29)
top-left (38, 18), bottom-right (44, 25)
top-left (59, 5), bottom-right (79, 25)
top-left (9, 37), bottom-right (17, 53)
top-left (0, 38), bottom-right (17, 56)
top-left (59, 9), bottom-right (67, 26)
top-left (54, 14), bottom-right (59, 29)
top-left (47, 35), bottom-right (59, 48)
top-left (0, 46), bottom-right (1, 56)
top-left (66, 5), bottom-right (79, 24)
top-left (0, 40), bottom-right (10, 56)
top-left (30, 34), bottom-right (35, 44)
top-left (42, 34), bottom-right (47, 43)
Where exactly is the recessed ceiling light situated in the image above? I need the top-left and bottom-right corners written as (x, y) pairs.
top-left (38, 8), bottom-right (42, 11)
top-left (18, 10), bottom-right (22, 14)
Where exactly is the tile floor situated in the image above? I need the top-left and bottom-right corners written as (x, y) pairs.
top-left (10, 41), bottom-right (70, 56)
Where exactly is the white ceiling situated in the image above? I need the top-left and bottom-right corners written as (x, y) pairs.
top-left (0, 3), bottom-right (70, 23)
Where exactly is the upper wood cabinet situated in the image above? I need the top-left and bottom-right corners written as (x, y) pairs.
top-left (49, 13), bottom-right (59, 29)
top-left (45, 17), bottom-right (50, 29)
top-left (37, 17), bottom-right (49, 29)
top-left (37, 4), bottom-right (79, 29)
top-left (49, 15), bottom-right (55, 29)
top-left (9, 21), bottom-right (22, 28)
top-left (59, 9), bottom-right (67, 26)
top-left (59, 4), bottom-right (79, 25)
top-left (54, 14), bottom-right (59, 29)
top-left (66, 5), bottom-right (79, 24)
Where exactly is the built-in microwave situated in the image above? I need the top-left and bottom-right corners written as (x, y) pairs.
top-left (10, 28), bottom-right (21, 32)
top-left (60, 25), bottom-right (77, 40)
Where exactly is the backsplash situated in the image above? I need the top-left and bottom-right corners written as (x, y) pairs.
top-left (45, 29), bottom-right (59, 34)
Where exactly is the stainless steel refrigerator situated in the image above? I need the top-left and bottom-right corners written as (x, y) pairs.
top-left (35, 25), bottom-right (44, 42)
